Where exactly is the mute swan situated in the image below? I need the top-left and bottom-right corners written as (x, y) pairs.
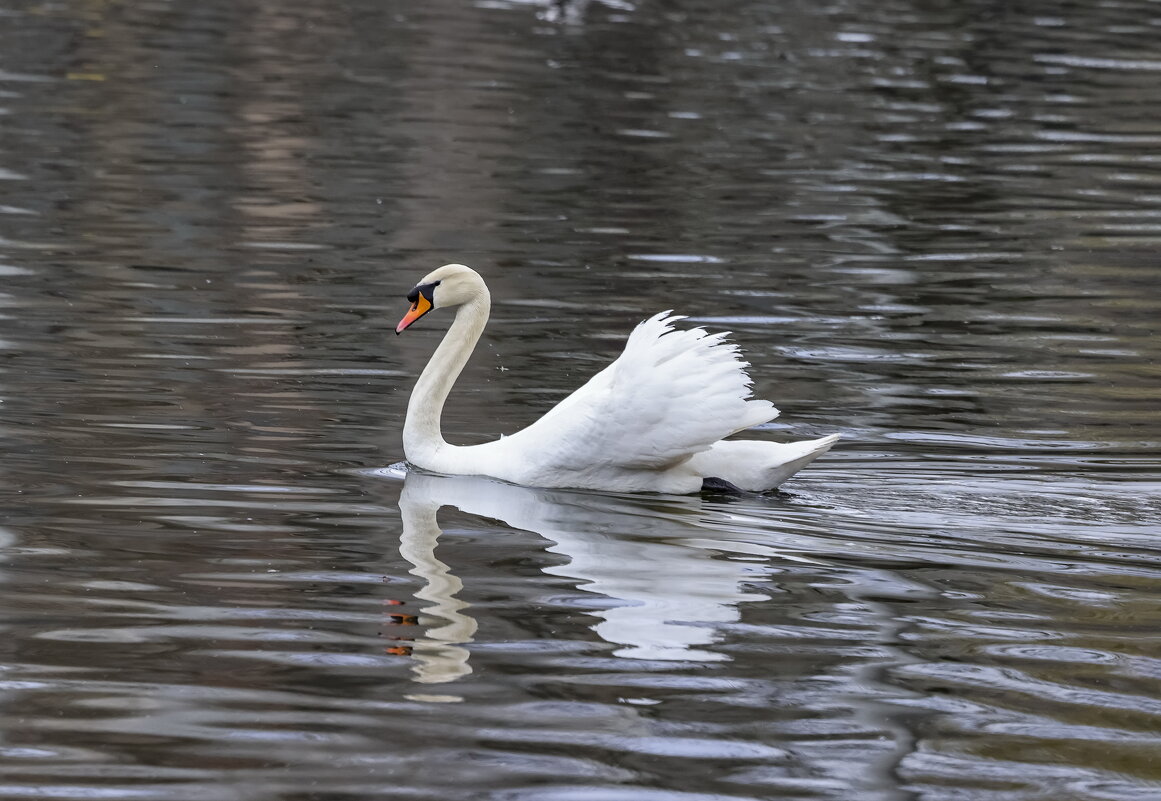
top-left (395, 263), bottom-right (839, 494)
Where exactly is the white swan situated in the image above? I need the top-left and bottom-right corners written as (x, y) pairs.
top-left (395, 263), bottom-right (839, 494)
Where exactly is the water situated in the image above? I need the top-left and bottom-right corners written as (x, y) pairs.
top-left (1, 0), bottom-right (1160, 798)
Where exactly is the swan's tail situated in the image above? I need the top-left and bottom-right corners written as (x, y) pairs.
top-left (755, 433), bottom-right (840, 491)
top-left (688, 433), bottom-right (841, 492)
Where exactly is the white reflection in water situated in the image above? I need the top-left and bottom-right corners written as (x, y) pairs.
top-left (396, 470), bottom-right (820, 682)
top-left (398, 483), bottom-right (478, 687)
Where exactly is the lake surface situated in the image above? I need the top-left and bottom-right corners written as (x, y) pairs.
top-left (2, 0), bottom-right (1160, 799)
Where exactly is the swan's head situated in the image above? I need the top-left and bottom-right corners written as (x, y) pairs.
top-left (396, 263), bottom-right (486, 334)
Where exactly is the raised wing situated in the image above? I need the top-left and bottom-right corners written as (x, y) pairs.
top-left (509, 312), bottom-right (778, 477)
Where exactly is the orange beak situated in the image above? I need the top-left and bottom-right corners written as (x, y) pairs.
top-left (396, 293), bottom-right (432, 334)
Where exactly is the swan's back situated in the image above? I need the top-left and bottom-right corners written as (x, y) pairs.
top-left (490, 313), bottom-right (779, 491)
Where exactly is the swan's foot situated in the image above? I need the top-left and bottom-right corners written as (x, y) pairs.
top-left (700, 476), bottom-right (746, 494)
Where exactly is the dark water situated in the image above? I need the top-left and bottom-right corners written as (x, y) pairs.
top-left (2, 0), bottom-right (1160, 798)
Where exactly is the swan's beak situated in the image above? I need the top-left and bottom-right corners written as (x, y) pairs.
top-left (396, 293), bottom-right (433, 334)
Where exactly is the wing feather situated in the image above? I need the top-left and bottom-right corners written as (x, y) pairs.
top-left (508, 312), bottom-right (778, 477)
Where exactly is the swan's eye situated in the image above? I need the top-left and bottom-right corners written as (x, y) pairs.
top-left (406, 280), bottom-right (441, 304)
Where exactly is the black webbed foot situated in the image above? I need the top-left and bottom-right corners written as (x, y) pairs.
top-left (700, 476), bottom-right (746, 494)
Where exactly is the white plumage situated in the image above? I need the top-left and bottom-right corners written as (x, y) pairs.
top-left (396, 264), bottom-right (838, 494)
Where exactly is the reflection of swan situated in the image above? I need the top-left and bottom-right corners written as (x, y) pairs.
top-left (395, 264), bottom-right (839, 493)
top-left (395, 469), bottom-right (817, 672)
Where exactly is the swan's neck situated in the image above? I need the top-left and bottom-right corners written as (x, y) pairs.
top-left (403, 291), bottom-right (491, 465)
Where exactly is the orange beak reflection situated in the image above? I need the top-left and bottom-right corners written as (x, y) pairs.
top-left (396, 293), bottom-right (432, 334)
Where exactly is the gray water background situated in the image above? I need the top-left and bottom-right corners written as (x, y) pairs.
top-left (1, 0), bottom-right (1160, 799)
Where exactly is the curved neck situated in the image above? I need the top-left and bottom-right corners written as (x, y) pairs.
top-left (403, 291), bottom-right (491, 465)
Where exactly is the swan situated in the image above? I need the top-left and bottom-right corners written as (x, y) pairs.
top-left (395, 263), bottom-right (839, 494)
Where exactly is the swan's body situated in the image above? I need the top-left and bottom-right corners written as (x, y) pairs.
top-left (396, 264), bottom-right (838, 494)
